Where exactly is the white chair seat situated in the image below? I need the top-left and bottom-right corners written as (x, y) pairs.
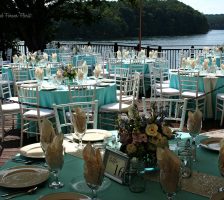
top-left (217, 93), bottom-right (224, 99)
top-left (154, 83), bottom-right (170, 88)
top-left (100, 102), bottom-right (131, 112)
top-left (7, 96), bottom-right (19, 102)
top-left (2, 103), bottom-right (20, 112)
top-left (156, 88), bottom-right (179, 95)
top-left (23, 109), bottom-right (54, 118)
top-left (182, 91), bottom-right (205, 98)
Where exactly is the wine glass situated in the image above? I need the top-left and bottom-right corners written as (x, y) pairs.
top-left (72, 117), bottom-right (87, 149)
top-left (46, 148), bottom-right (64, 189)
top-left (187, 121), bottom-right (202, 162)
top-left (85, 173), bottom-right (104, 200)
top-left (160, 167), bottom-right (181, 200)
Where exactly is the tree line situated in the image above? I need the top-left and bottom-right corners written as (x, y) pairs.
top-left (206, 14), bottom-right (224, 30)
top-left (0, 0), bottom-right (209, 56)
top-left (55, 0), bottom-right (209, 40)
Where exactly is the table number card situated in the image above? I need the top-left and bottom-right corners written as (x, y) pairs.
top-left (103, 147), bottom-right (129, 184)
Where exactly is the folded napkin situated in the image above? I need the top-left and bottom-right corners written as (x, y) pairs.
top-left (45, 134), bottom-right (64, 170)
top-left (13, 54), bottom-right (18, 63)
top-left (56, 69), bottom-right (63, 79)
top-left (40, 119), bottom-right (56, 151)
top-left (157, 147), bottom-right (181, 193)
top-left (35, 67), bottom-right (44, 80)
top-left (203, 58), bottom-right (209, 70)
top-left (83, 143), bottom-right (105, 185)
top-left (187, 109), bottom-right (202, 134)
top-left (72, 107), bottom-right (86, 133)
top-left (93, 64), bottom-right (102, 78)
top-left (117, 50), bottom-right (122, 59)
top-left (82, 61), bottom-right (88, 75)
top-left (77, 68), bottom-right (84, 81)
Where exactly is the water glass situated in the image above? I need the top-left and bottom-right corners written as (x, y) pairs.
top-left (178, 147), bottom-right (192, 178)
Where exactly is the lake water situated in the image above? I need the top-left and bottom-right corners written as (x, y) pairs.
top-left (90, 30), bottom-right (224, 48)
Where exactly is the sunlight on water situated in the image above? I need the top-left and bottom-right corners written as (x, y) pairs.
top-left (93, 30), bottom-right (224, 47)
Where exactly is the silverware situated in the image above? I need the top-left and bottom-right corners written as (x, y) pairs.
top-left (3, 187), bottom-right (37, 199)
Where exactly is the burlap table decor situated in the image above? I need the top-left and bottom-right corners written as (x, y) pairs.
top-left (145, 171), bottom-right (224, 198)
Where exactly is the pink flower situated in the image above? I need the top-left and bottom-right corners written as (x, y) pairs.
top-left (132, 133), bottom-right (148, 144)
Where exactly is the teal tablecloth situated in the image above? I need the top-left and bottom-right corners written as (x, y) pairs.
top-left (0, 134), bottom-right (220, 200)
top-left (38, 82), bottom-right (117, 109)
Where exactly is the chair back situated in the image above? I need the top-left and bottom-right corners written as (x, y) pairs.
top-left (151, 66), bottom-right (169, 97)
top-left (53, 100), bottom-right (98, 134)
top-left (0, 73), bottom-right (13, 100)
top-left (178, 70), bottom-right (200, 98)
top-left (142, 97), bottom-right (187, 131)
top-left (113, 67), bottom-right (129, 89)
top-left (108, 58), bottom-right (123, 78)
top-left (17, 84), bottom-right (41, 118)
top-left (129, 59), bottom-right (145, 75)
top-left (119, 72), bottom-right (140, 110)
top-left (68, 84), bottom-right (96, 103)
top-left (12, 66), bottom-right (29, 82)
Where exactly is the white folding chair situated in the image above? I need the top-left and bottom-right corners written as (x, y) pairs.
top-left (129, 59), bottom-right (146, 96)
top-left (0, 75), bottom-right (20, 141)
top-left (215, 93), bottom-right (224, 126)
top-left (142, 97), bottom-right (188, 131)
top-left (178, 70), bottom-right (206, 118)
top-left (18, 84), bottom-right (55, 146)
top-left (53, 100), bottom-right (98, 135)
top-left (151, 66), bottom-right (179, 98)
top-left (99, 72), bottom-right (140, 129)
top-left (108, 58), bottom-right (123, 78)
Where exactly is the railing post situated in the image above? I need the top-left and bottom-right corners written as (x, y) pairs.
top-left (114, 43), bottom-right (118, 53)
top-left (158, 46), bottom-right (162, 58)
top-left (191, 45), bottom-right (194, 58)
top-left (146, 46), bottom-right (150, 57)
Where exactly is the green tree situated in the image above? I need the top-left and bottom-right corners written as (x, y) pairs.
top-left (0, 0), bottom-right (105, 52)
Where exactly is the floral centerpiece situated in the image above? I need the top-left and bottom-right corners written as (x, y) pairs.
top-left (62, 64), bottom-right (77, 80)
top-left (117, 104), bottom-right (173, 167)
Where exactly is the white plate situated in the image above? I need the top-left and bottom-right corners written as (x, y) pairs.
top-left (0, 166), bottom-right (49, 188)
top-left (73, 129), bottom-right (112, 142)
top-left (39, 192), bottom-right (90, 200)
top-left (101, 79), bottom-right (115, 83)
top-left (22, 80), bottom-right (38, 84)
top-left (199, 138), bottom-right (221, 152)
top-left (20, 143), bottom-right (45, 158)
top-left (97, 82), bottom-right (111, 87)
top-left (41, 86), bottom-right (57, 90)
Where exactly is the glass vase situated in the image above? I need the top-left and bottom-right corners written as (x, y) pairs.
top-left (129, 157), bottom-right (146, 193)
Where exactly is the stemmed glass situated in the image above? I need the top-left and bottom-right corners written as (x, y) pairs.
top-left (72, 113), bottom-right (87, 149)
top-left (86, 179), bottom-right (104, 200)
top-left (160, 167), bottom-right (181, 200)
top-left (187, 121), bottom-right (202, 162)
top-left (45, 146), bottom-right (64, 189)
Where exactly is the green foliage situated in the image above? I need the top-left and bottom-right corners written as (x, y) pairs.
top-left (55, 0), bottom-right (209, 40)
top-left (206, 14), bottom-right (224, 29)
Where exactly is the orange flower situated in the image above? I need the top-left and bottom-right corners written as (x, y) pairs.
top-left (126, 143), bottom-right (137, 154)
top-left (145, 124), bottom-right (158, 137)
